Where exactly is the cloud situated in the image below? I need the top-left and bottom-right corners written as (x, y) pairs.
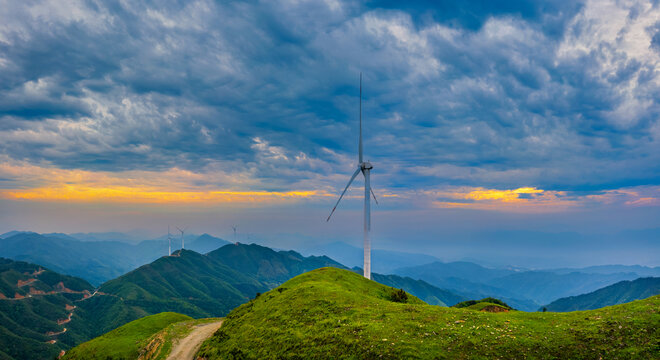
top-left (2, 155), bottom-right (655, 212)
top-left (0, 0), bottom-right (658, 202)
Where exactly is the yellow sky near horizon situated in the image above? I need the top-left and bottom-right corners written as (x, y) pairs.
top-left (1, 160), bottom-right (658, 211)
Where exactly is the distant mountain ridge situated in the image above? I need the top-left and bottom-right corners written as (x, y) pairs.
top-left (302, 241), bottom-right (442, 274)
top-left (3, 230), bottom-right (655, 310)
top-left (394, 261), bottom-right (540, 310)
top-left (394, 261), bottom-right (647, 308)
top-left (210, 243), bottom-right (467, 306)
top-left (207, 243), bottom-right (345, 287)
top-left (549, 265), bottom-right (660, 277)
top-left (0, 232), bottom-right (230, 285)
top-left (488, 270), bottom-right (640, 305)
top-left (371, 273), bottom-right (466, 306)
top-left (542, 277), bottom-right (660, 312)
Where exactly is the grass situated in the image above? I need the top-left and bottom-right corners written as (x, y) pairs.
top-left (198, 267), bottom-right (660, 359)
top-left (62, 312), bottom-right (192, 360)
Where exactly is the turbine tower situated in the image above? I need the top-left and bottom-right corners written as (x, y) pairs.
top-left (167, 225), bottom-right (172, 256)
top-left (327, 73), bottom-right (378, 280)
top-left (232, 225), bottom-right (238, 243)
top-left (176, 226), bottom-right (186, 250)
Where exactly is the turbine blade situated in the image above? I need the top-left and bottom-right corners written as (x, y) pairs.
top-left (370, 187), bottom-right (379, 205)
top-left (327, 168), bottom-right (361, 222)
top-left (359, 72), bottom-right (363, 164)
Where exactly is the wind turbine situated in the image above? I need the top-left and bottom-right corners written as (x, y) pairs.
top-left (232, 225), bottom-right (238, 243)
top-left (176, 226), bottom-right (186, 250)
top-left (327, 73), bottom-right (378, 280)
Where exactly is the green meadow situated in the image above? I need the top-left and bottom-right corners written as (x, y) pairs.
top-left (198, 267), bottom-right (659, 359)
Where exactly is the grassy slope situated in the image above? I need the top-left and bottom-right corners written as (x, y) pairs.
top-left (62, 312), bottom-right (191, 360)
top-left (98, 250), bottom-right (267, 318)
top-left (198, 267), bottom-right (660, 359)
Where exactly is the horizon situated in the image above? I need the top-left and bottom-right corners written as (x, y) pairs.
top-left (1, 0), bottom-right (659, 269)
top-left (2, 228), bottom-right (659, 269)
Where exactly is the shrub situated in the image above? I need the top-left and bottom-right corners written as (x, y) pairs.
top-left (453, 297), bottom-right (513, 310)
top-left (390, 288), bottom-right (408, 303)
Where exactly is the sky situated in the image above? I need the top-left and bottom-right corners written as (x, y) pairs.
top-left (0, 0), bottom-right (659, 268)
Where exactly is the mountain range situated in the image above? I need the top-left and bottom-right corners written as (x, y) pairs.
top-left (0, 258), bottom-right (95, 359)
top-left (0, 242), bottom-right (473, 359)
top-left (2, 231), bottom-right (656, 310)
top-left (394, 261), bottom-right (647, 308)
top-left (542, 277), bottom-right (660, 312)
top-left (0, 232), bottom-right (230, 285)
top-left (302, 241), bottom-right (442, 274)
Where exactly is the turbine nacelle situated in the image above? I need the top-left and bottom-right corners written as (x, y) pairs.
top-left (360, 161), bottom-right (373, 170)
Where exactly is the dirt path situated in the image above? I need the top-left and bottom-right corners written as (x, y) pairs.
top-left (166, 320), bottom-right (223, 360)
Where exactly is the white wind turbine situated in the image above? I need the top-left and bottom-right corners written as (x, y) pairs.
top-left (327, 73), bottom-right (378, 280)
top-left (176, 226), bottom-right (186, 250)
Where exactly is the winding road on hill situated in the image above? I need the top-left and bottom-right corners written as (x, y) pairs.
top-left (166, 320), bottom-right (224, 360)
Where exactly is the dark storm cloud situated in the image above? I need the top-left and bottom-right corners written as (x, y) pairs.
top-left (0, 0), bottom-right (658, 192)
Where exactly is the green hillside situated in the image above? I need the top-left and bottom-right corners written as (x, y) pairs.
top-left (62, 312), bottom-right (191, 360)
top-left (198, 267), bottom-right (660, 359)
top-left (209, 243), bottom-right (466, 307)
top-left (543, 277), bottom-right (660, 312)
top-left (0, 258), bottom-right (95, 360)
top-left (207, 243), bottom-right (345, 287)
top-left (97, 249), bottom-right (268, 318)
top-left (0, 248), bottom-right (270, 359)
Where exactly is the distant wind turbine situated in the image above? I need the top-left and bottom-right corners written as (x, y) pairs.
top-left (232, 225), bottom-right (238, 243)
top-left (327, 73), bottom-right (378, 280)
top-left (176, 226), bottom-right (186, 250)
